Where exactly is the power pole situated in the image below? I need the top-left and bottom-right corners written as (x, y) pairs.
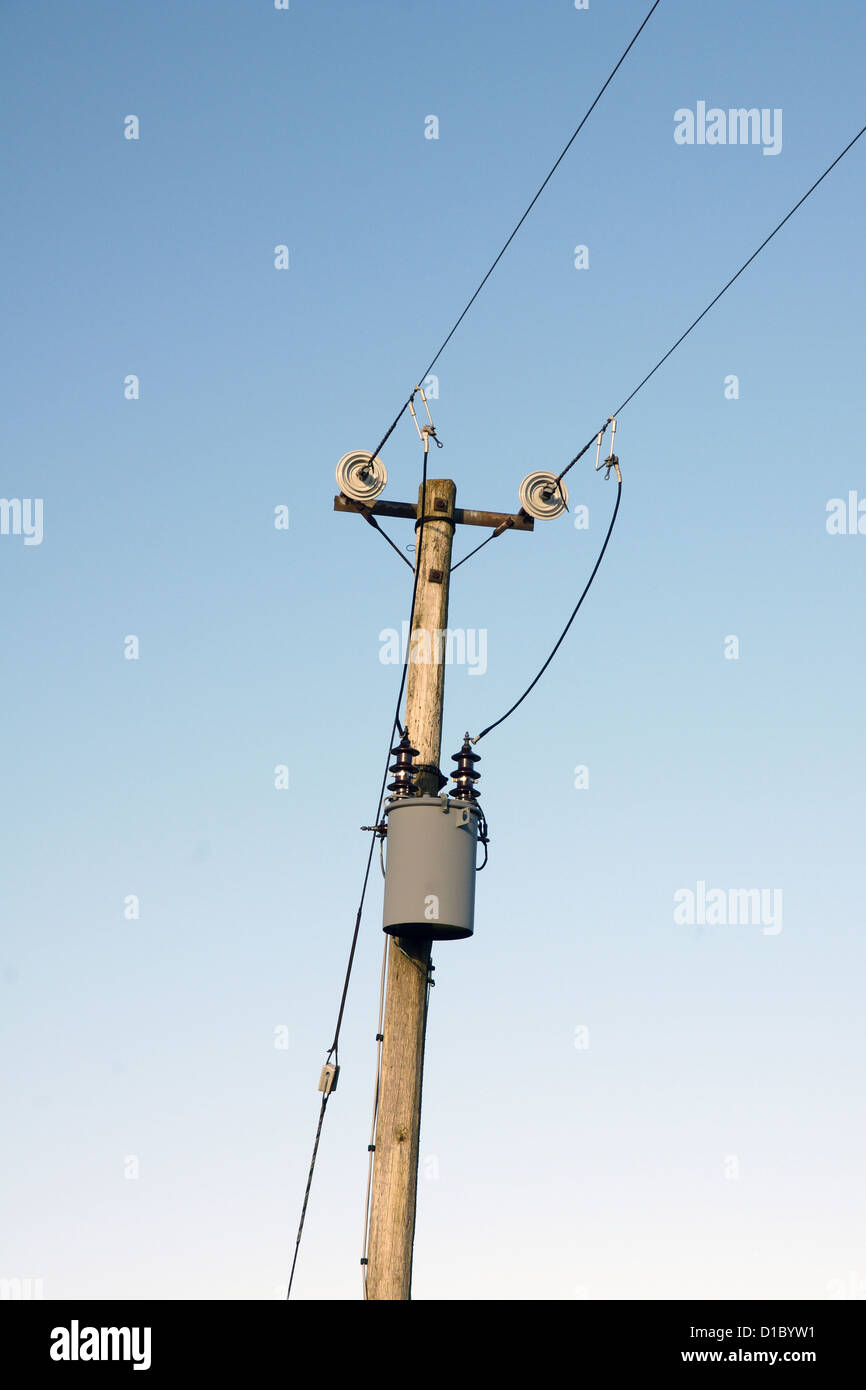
top-left (335, 463), bottom-right (535, 1300)
top-left (366, 476), bottom-right (455, 1301)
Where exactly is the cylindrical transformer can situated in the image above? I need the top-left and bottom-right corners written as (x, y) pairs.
top-left (382, 795), bottom-right (481, 941)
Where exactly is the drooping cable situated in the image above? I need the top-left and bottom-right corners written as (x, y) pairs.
top-left (325, 449), bottom-right (430, 1069)
top-left (473, 470), bottom-right (622, 744)
top-left (286, 446), bottom-right (430, 1299)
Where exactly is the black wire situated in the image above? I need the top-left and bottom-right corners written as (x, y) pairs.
top-left (370, 516), bottom-right (415, 571)
top-left (612, 121), bottom-right (866, 420)
top-left (556, 121), bottom-right (866, 487)
top-left (295, 17), bottom-right (866, 1290)
top-left (556, 427), bottom-right (610, 485)
top-left (286, 449), bottom-right (430, 1299)
top-left (327, 451), bottom-right (431, 1067)
top-left (368, 401), bottom-right (412, 470)
top-left (357, 4), bottom-right (661, 474)
top-left (416, 0), bottom-right (663, 386)
top-left (303, 0), bottom-right (650, 1269)
top-left (325, 839), bottom-right (379, 1068)
top-left (352, 2), bottom-right (661, 563)
top-left (286, 1093), bottom-right (329, 1299)
top-left (327, 446), bottom-right (431, 1059)
top-left (474, 474), bottom-right (622, 743)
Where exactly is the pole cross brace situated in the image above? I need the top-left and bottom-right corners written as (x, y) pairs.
top-left (334, 495), bottom-right (534, 531)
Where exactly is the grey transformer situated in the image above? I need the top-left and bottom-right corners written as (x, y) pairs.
top-left (382, 794), bottom-right (482, 941)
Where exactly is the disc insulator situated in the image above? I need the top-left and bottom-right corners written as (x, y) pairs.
top-left (336, 450), bottom-right (388, 504)
top-left (518, 470), bottom-right (569, 520)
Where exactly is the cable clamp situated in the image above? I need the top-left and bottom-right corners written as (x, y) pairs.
top-left (596, 417), bottom-right (622, 480)
top-left (409, 388), bottom-right (443, 450)
top-left (414, 512), bottom-right (455, 532)
top-left (318, 1063), bottom-right (339, 1096)
top-left (422, 423), bottom-right (444, 448)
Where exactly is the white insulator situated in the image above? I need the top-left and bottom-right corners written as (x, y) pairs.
top-left (518, 470), bottom-right (569, 520)
top-left (336, 451), bottom-right (388, 503)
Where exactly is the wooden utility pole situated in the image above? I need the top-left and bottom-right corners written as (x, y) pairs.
top-left (365, 477), bottom-right (456, 1301)
top-left (335, 463), bottom-right (533, 1300)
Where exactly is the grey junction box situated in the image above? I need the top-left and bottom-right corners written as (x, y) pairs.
top-left (382, 794), bottom-right (482, 941)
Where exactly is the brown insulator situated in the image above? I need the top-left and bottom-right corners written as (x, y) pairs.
top-left (450, 732), bottom-right (481, 802)
top-left (387, 730), bottom-right (419, 798)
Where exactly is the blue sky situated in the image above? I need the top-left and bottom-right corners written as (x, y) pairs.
top-left (1, 0), bottom-right (864, 1300)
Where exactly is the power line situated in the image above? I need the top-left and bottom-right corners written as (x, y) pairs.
top-left (311, 9), bottom-right (664, 1246)
top-left (332, 452), bottom-right (431, 1059)
top-left (285, 1091), bottom-right (330, 1298)
top-left (286, 449), bottom-right (431, 1299)
top-left (417, 0), bottom-right (663, 387)
top-left (556, 120), bottom-right (866, 487)
top-left (469, 119), bottom-right (866, 740)
top-left (612, 120), bottom-right (866, 421)
top-left (357, 1), bottom-right (663, 478)
top-left (473, 470), bottom-right (623, 744)
top-left (303, 28), bottom-right (866, 1297)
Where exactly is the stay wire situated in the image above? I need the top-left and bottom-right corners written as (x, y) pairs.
top-left (450, 528), bottom-right (501, 573)
top-left (344, 497), bottom-right (415, 572)
top-left (286, 445), bottom-right (430, 1299)
top-left (416, 0), bottom-right (663, 386)
top-left (556, 121), bottom-right (866, 488)
top-left (474, 473), bottom-right (622, 744)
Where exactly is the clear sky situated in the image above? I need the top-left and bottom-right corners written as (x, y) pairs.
top-left (1, 0), bottom-right (864, 1301)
